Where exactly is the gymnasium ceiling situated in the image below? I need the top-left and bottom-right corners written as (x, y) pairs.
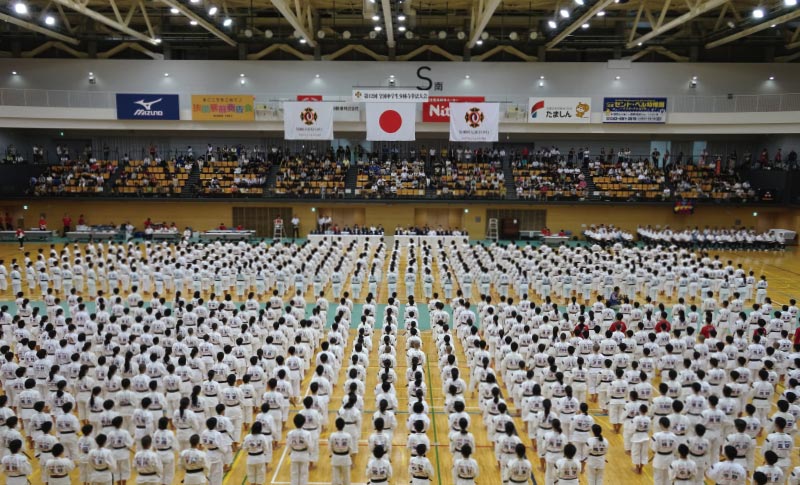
top-left (0, 0), bottom-right (798, 62)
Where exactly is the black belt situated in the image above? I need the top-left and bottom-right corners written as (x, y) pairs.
top-left (50, 475), bottom-right (69, 479)
top-left (138, 472), bottom-right (158, 476)
top-left (157, 448), bottom-right (172, 451)
top-left (370, 479), bottom-right (387, 483)
top-left (412, 476), bottom-right (430, 480)
top-left (291, 448), bottom-right (308, 452)
top-left (113, 446), bottom-right (128, 450)
top-left (457, 475), bottom-right (475, 480)
top-left (248, 452), bottom-right (263, 456)
top-left (186, 469), bottom-right (204, 474)
top-left (510, 479), bottom-right (528, 483)
top-left (658, 451), bottom-right (672, 455)
top-left (93, 467), bottom-right (110, 471)
top-left (333, 451), bottom-right (350, 455)
top-left (344, 421), bottom-right (357, 425)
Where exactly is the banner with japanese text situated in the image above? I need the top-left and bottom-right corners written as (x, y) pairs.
top-left (352, 89), bottom-right (429, 103)
top-left (191, 94), bottom-right (255, 121)
top-left (602, 97), bottom-right (667, 123)
top-left (423, 96), bottom-right (486, 122)
top-left (527, 97), bottom-right (591, 124)
top-left (283, 102), bottom-right (334, 140)
top-left (449, 103), bottom-right (499, 142)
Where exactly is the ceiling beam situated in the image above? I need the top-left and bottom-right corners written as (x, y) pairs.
top-left (157, 0), bottom-right (236, 46)
top-left (627, 0), bottom-right (727, 48)
top-left (49, 0), bottom-right (159, 45)
top-left (706, 9), bottom-right (800, 49)
top-left (467, 0), bottom-right (501, 48)
top-left (546, 0), bottom-right (615, 49)
top-left (0, 11), bottom-right (80, 45)
top-left (381, 0), bottom-right (395, 49)
top-left (271, 0), bottom-right (316, 47)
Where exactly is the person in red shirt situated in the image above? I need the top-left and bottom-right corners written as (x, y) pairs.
top-left (77, 214), bottom-right (85, 226)
top-left (38, 216), bottom-right (47, 231)
top-left (236, 225), bottom-right (244, 231)
top-left (541, 227), bottom-right (552, 237)
top-left (144, 217), bottom-right (152, 228)
top-left (654, 312), bottom-right (671, 333)
top-left (609, 314), bottom-right (627, 334)
top-left (15, 227), bottom-right (24, 249)
top-left (792, 326), bottom-right (800, 346)
top-left (218, 223), bottom-right (227, 230)
top-left (61, 213), bottom-right (72, 237)
top-left (558, 229), bottom-right (567, 237)
top-left (700, 317), bottom-right (716, 339)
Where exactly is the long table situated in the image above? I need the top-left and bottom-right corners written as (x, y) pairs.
top-left (152, 232), bottom-right (182, 241)
top-left (0, 230), bottom-right (56, 241)
top-left (394, 235), bottom-right (469, 247)
top-left (67, 230), bottom-right (119, 241)
top-left (200, 230), bottom-right (256, 241)
top-left (543, 235), bottom-right (570, 246)
top-left (307, 234), bottom-right (384, 245)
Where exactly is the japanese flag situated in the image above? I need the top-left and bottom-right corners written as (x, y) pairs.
top-left (366, 103), bottom-right (416, 141)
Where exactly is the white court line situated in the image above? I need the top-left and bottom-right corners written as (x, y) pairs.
top-left (272, 482), bottom-right (368, 485)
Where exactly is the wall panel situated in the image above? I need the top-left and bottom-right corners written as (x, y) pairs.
top-left (0, 199), bottom-right (795, 240)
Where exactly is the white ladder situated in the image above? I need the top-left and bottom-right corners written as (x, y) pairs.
top-left (273, 221), bottom-right (284, 239)
top-left (487, 218), bottom-right (499, 242)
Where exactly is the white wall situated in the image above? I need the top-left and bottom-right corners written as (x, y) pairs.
top-left (1, 59), bottom-right (799, 104)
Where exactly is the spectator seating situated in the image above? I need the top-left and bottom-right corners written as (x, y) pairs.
top-left (33, 160), bottom-right (118, 195)
top-left (431, 159), bottom-right (505, 198)
top-left (200, 160), bottom-right (268, 196)
top-left (274, 156), bottom-right (345, 197)
top-left (113, 159), bottom-right (186, 196)
top-left (356, 160), bottom-right (427, 198)
top-left (513, 161), bottom-right (586, 200)
top-left (589, 160), bottom-right (665, 200)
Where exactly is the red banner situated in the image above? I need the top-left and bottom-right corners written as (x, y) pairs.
top-left (422, 96), bottom-right (485, 122)
top-left (296, 94), bottom-right (323, 101)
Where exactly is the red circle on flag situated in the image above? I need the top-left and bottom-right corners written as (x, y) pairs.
top-left (379, 110), bottom-right (402, 133)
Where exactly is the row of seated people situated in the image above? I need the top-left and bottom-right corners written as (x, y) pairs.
top-left (112, 159), bottom-right (188, 196)
top-left (30, 159), bottom-right (118, 195)
top-left (429, 158), bottom-right (505, 198)
top-left (273, 154), bottom-right (346, 198)
top-left (200, 159), bottom-right (270, 197)
top-left (669, 164), bottom-right (756, 201)
top-left (589, 158), bottom-right (667, 200)
top-left (513, 158), bottom-right (588, 200)
top-left (356, 159), bottom-right (427, 198)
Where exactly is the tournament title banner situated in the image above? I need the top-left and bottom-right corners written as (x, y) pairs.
top-left (116, 94), bottom-right (179, 120)
top-left (352, 89), bottom-right (429, 103)
top-left (602, 97), bottom-right (667, 124)
top-left (191, 94), bottom-right (255, 121)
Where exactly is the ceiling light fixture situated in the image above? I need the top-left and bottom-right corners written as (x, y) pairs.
top-left (465, 74), bottom-right (470, 79)
top-left (597, 10), bottom-right (605, 16)
top-left (299, 37), bottom-right (307, 43)
top-left (374, 25), bottom-right (382, 31)
top-left (548, 20), bottom-right (557, 28)
top-left (13, 2), bottom-right (27, 15)
top-left (397, 14), bottom-right (406, 21)
top-left (582, 23), bottom-right (590, 29)
top-left (189, 20), bottom-right (198, 25)
top-left (164, 72), bottom-right (169, 77)
top-left (438, 30), bottom-right (446, 39)
top-left (615, 75), bottom-right (621, 80)
top-left (539, 80), bottom-right (544, 86)
top-left (560, 8), bottom-right (570, 17)
top-left (11, 71), bottom-right (17, 75)
top-left (154, 37), bottom-right (161, 44)
top-left (769, 75), bottom-right (775, 80)
top-left (315, 74), bottom-right (320, 78)
top-left (785, 0), bottom-right (797, 6)
top-left (398, 25), bottom-right (406, 31)
top-left (476, 39), bottom-right (483, 45)
top-left (207, 6), bottom-right (217, 16)
top-left (223, 18), bottom-right (232, 26)
top-left (170, 7), bottom-right (179, 13)
top-left (371, 14), bottom-right (379, 21)
top-left (752, 7), bottom-right (764, 18)
top-left (44, 15), bottom-right (55, 25)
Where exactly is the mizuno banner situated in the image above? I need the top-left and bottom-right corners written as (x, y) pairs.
top-left (116, 93), bottom-right (180, 120)
top-left (283, 102), bottom-right (334, 140)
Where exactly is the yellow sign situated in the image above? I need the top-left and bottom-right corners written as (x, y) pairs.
top-left (191, 95), bottom-right (255, 121)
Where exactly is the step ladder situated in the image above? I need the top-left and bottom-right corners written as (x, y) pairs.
top-left (487, 218), bottom-right (499, 242)
top-left (273, 220), bottom-right (284, 239)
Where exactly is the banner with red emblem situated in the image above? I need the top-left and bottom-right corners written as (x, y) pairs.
top-left (448, 103), bottom-right (499, 142)
top-left (283, 101), bottom-right (334, 140)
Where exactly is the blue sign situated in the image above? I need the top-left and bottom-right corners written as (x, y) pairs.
top-left (116, 93), bottom-right (180, 120)
top-left (602, 97), bottom-right (667, 124)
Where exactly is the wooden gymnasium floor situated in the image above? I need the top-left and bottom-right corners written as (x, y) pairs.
top-left (1, 240), bottom-right (800, 485)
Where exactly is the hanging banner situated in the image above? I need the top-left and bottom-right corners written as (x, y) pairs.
top-left (116, 94), bottom-right (180, 120)
top-left (332, 102), bottom-right (361, 122)
top-left (449, 103), bottom-right (499, 142)
top-left (283, 102), bottom-right (334, 140)
top-left (527, 97), bottom-right (592, 124)
top-left (602, 97), bottom-right (667, 123)
top-left (366, 103), bottom-right (416, 141)
top-left (296, 95), bottom-right (323, 101)
top-left (352, 88), bottom-right (429, 103)
top-left (422, 96), bottom-right (486, 122)
top-left (191, 94), bottom-right (255, 121)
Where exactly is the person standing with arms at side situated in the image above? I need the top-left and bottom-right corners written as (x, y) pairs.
top-left (15, 227), bottom-right (24, 251)
top-left (133, 436), bottom-right (163, 485)
top-left (61, 214), bottom-right (72, 237)
top-left (291, 215), bottom-right (300, 239)
top-left (585, 424), bottom-right (608, 485)
top-left (1, 439), bottom-right (31, 485)
top-left (329, 418), bottom-right (354, 485)
top-left (45, 444), bottom-right (75, 485)
top-left (178, 435), bottom-right (209, 485)
top-left (287, 414), bottom-right (311, 485)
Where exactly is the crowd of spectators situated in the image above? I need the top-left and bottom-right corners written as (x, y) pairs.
top-left (512, 147), bottom-right (587, 200)
top-left (274, 152), bottom-right (347, 198)
top-left (200, 157), bottom-right (271, 197)
top-left (30, 159), bottom-right (117, 195)
top-left (112, 158), bottom-right (187, 196)
top-left (357, 159), bottom-right (427, 198)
